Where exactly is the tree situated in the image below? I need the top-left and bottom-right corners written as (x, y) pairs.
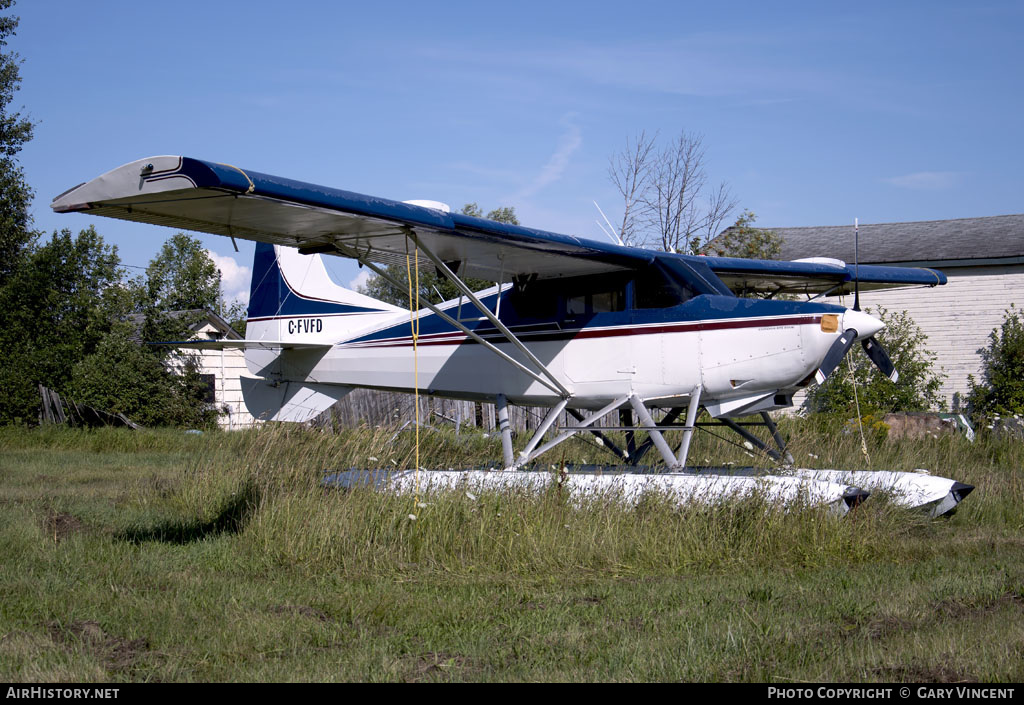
top-left (0, 227), bottom-right (129, 423)
top-left (359, 203), bottom-right (518, 308)
top-left (804, 307), bottom-right (945, 416)
top-left (0, 227), bottom-right (227, 426)
top-left (702, 210), bottom-right (782, 260)
top-left (140, 232), bottom-right (228, 344)
top-left (966, 306), bottom-right (1024, 420)
top-left (146, 233), bottom-right (221, 312)
top-left (68, 322), bottom-right (216, 428)
top-left (0, 6), bottom-right (218, 427)
top-left (0, 0), bottom-right (33, 287)
top-left (608, 130), bottom-right (736, 253)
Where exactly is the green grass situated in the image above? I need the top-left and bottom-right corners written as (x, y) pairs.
top-left (0, 422), bottom-right (1022, 682)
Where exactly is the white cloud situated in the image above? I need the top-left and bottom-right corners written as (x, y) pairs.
top-left (206, 250), bottom-right (252, 306)
top-left (514, 114), bottom-right (583, 200)
top-left (348, 269), bottom-right (372, 292)
top-left (882, 171), bottom-right (962, 190)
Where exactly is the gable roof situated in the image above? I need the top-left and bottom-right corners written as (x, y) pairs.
top-left (126, 309), bottom-right (243, 343)
top-left (734, 214), bottom-right (1024, 266)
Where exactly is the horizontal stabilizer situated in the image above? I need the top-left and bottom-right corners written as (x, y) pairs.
top-left (241, 376), bottom-right (351, 423)
top-left (155, 339), bottom-right (333, 350)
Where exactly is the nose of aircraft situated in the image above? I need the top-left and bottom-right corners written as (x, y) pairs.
top-left (842, 308), bottom-right (884, 340)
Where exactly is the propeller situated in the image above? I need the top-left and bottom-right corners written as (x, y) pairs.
top-left (862, 336), bottom-right (898, 382)
top-left (815, 323), bottom-right (898, 385)
top-left (815, 328), bottom-right (857, 385)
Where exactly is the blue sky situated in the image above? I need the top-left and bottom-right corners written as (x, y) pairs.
top-left (14, 1), bottom-right (1024, 303)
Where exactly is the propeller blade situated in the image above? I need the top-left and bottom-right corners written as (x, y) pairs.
top-left (862, 336), bottom-right (899, 382)
top-left (815, 328), bottom-right (858, 385)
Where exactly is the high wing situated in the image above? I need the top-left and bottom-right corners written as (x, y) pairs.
top-left (51, 155), bottom-right (652, 281)
top-left (694, 254), bottom-right (946, 298)
top-left (52, 155), bottom-right (946, 294)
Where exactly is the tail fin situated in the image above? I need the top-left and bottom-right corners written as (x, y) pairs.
top-left (246, 242), bottom-right (405, 343)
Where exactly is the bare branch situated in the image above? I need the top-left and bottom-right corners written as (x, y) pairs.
top-left (608, 129), bottom-right (738, 254)
top-left (608, 130), bottom-right (657, 247)
top-left (694, 181), bottom-right (738, 254)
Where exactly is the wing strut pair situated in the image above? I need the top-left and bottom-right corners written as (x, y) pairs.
top-left (327, 227), bottom-right (709, 471)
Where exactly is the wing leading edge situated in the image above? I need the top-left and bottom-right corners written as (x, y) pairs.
top-left (52, 155), bottom-right (946, 295)
top-left (51, 155), bottom-right (651, 281)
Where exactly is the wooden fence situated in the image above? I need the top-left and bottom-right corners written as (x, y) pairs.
top-left (311, 388), bottom-right (625, 433)
top-left (38, 385), bottom-right (142, 429)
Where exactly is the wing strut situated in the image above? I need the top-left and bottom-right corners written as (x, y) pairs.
top-left (329, 239), bottom-right (568, 398)
top-left (406, 229), bottom-right (571, 398)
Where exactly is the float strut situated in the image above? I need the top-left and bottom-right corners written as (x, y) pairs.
top-left (675, 386), bottom-right (702, 468)
top-left (496, 394), bottom-right (514, 468)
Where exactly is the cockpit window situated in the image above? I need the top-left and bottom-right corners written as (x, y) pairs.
top-left (634, 266), bottom-right (697, 309)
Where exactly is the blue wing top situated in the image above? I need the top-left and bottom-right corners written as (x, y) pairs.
top-left (52, 155), bottom-right (946, 296)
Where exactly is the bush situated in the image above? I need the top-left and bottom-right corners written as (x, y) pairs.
top-left (967, 305), bottom-right (1024, 421)
top-left (804, 307), bottom-right (945, 416)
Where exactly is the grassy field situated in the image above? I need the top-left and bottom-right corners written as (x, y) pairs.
top-left (0, 421), bottom-right (1022, 682)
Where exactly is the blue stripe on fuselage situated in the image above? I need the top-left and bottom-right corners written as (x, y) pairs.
top-left (344, 293), bottom-right (847, 346)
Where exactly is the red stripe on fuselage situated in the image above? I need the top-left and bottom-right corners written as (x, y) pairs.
top-left (344, 315), bottom-right (822, 349)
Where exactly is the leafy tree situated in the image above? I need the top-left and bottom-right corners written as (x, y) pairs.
top-left (146, 232), bottom-right (221, 312)
top-left (0, 227), bottom-right (128, 423)
top-left (804, 307), bottom-right (945, 416)
top-left (702, 210), bottom-right (782, 260)
top-left (966, 306), bottom-right (1024, 420)
top-left (68, 322), bottom-right (216, 428)
top-left (0, 227), bottom-right (226, 426)
top-left (0, 0), bottom-right (33, 287)
top-left (139, 232), bottom-right (229, 346)
top-left (360, 203), bottom-right (518, 308)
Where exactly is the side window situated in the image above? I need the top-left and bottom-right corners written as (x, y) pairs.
top-left (592, 289), bottom-right (625, 313)
top-left (564, 274), bottom-right (628, 317)
top-left (509, 279), bottom-right (557, 320)
top-left (566, 294), bottom-right (587, 316)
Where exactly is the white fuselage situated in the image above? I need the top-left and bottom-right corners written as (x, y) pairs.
top-left (246, 291), bottom-right (853, 413)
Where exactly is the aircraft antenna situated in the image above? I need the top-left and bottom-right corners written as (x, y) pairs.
top-left (593, 201), bottom-right (625, 246)
top-left (853, 217), bottom-right (860, 311)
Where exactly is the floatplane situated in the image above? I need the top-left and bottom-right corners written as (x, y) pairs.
top-left (52, 156), bottom-right (973, 515)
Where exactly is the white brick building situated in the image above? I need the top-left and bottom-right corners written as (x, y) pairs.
top-left (763, 214), bottom-right (1024, 410)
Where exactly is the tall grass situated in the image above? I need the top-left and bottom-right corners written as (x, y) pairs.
top-left (4, 419), bottom-right (1019, 579)
top-left (79, 420), bottom-right (1002, 578)
top-left (3, 421), bottom-right (1022, 682)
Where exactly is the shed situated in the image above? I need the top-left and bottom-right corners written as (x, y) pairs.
top-left (130, 309), bottom-right (259, 429)
top-left (755, 214), bottom-right (1024, 410)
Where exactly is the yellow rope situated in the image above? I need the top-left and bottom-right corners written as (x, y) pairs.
top-left (841, 294), bottom-right (871, 468)
top-left (406, 246), bottom-right (421, 511)
top-left (848, 351), bottom-right (871, 467)
top-left (219, 163), bottom-right (256, 194)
